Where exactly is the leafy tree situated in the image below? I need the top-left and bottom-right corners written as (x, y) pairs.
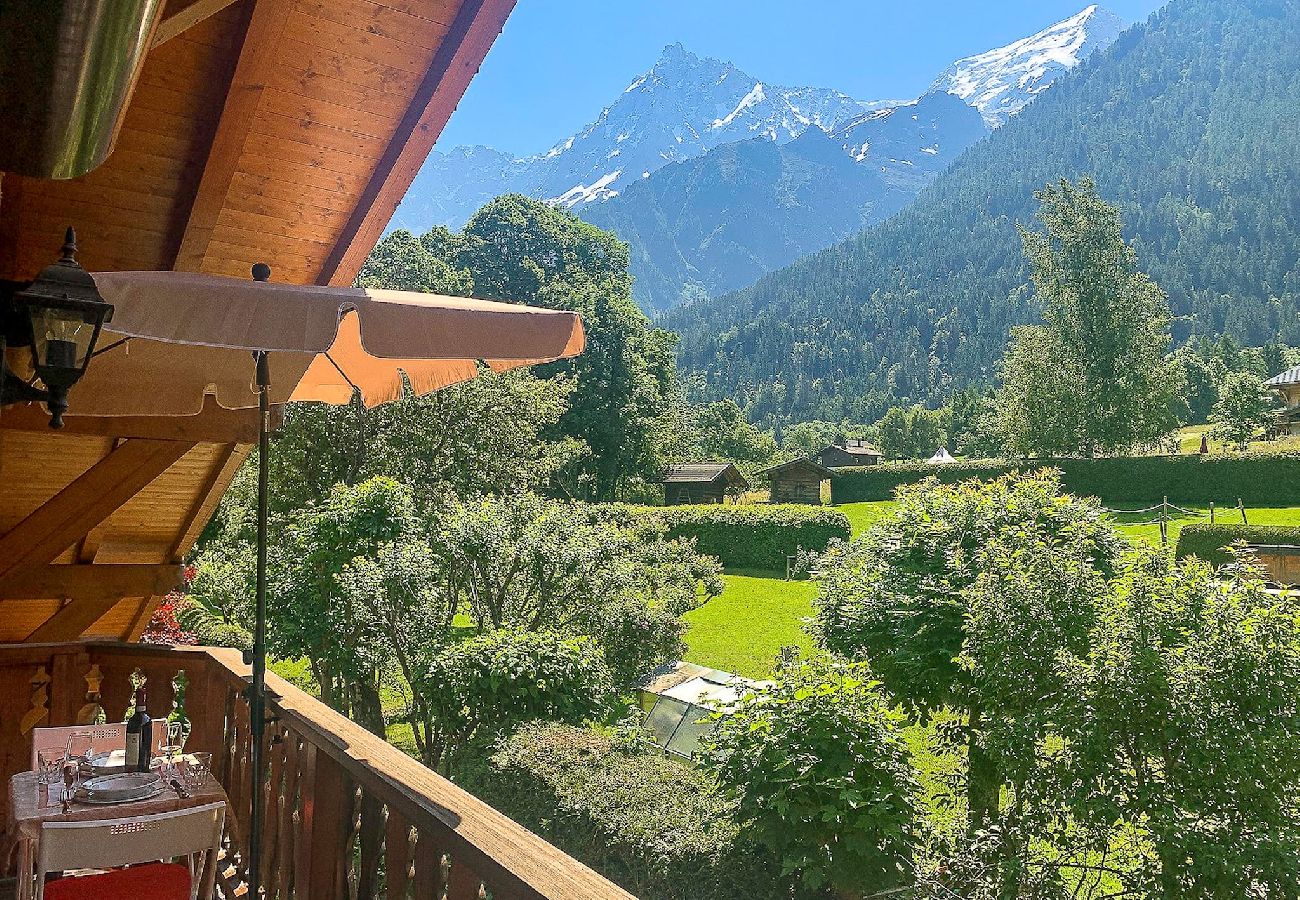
top-left (905, 406), bottom-right (945, 459)
top-left (781, 420), bottom-right (847, 455)
top-left (701, 655), bottom-right (918, 897)
top-left (996, 179), bottom-right (1182, 455)
top-left (812, 471), bottom-right (1126, 827)
top-left (356, 229), bottom-right (473, 295)
top-left (415, 630), bottom-right (613, 775)
top-left (688, 399), bottom-right (779, 469)
top-left (1208, 370), bottom-right (1274, 450)
top-left (431, 493), bottom-right (722, 686)
top-left (876, 407), bottom-right (911, 459)
top-left (1060, 549), bottom-right (1300, 897)
top-left (453, 195), bottom-right (686, 499)
top-left (258, 477), bottom-right (430, 733)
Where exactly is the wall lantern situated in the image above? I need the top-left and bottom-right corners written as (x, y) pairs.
top-left (1, 228), bottom-right (114, 427)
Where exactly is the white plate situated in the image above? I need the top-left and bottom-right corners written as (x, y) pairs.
top-left (74, 783), bottom-right (165, 805)
top-left (82, 772), bottom-right (161, 801)
top-left (82, 750), bottom-right (127, 776)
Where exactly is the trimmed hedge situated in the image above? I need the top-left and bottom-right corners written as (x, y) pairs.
top-left (632, 504), bottom-right (851, 571)
top-left (457, 723), bottom-right (811, 900)
top-left (829, 454), bottom-right (1300, 506)
top-left (1175, 525), bottom-right (1300, 565)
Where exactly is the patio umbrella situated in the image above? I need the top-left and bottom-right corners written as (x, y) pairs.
top-left (78, 267), bottom-right (586, 897)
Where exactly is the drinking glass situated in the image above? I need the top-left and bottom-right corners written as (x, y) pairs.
top-left (36, 749), bottom-right (62, 786)
top-left (64, 732), bottom-right (94, 787)
top-left (183, 751), bottom-right (213, 789)
top-left (159, 721), bottom-right (187, 780)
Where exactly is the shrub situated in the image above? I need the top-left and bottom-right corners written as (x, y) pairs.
top-left (1175, 524), bottom-right (1300, 565)
top-left (629, 504), bottom-right (851, 571)
top-left (700, 657), bottom-right (919, 895)
top-left (457, 723), bottom-right (812, 900)
top-left (417, 630), bottom-right (614, 775)
top-left (830, 453), bottom-right (1300, 506)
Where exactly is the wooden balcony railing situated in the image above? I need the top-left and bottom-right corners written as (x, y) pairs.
top-left (0, 641), bottom-right (636, 900)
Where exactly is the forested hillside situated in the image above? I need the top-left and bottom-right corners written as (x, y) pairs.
top-left (668, 0), bottom-right (1300, 425)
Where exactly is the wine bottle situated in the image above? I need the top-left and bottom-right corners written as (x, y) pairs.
top-left (125, 685), bottom-right (153, 773)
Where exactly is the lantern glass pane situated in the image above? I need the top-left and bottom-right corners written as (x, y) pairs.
top-left (31, 306), bottom-right (95, 372)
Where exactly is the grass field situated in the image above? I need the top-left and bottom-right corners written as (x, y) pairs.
top-left (682, 569), bottom-right (816, 678)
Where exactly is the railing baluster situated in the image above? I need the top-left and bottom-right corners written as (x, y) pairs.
top-left (410, 828), bottom-right (444, 900)
top-left (445, 859), bottom-right (484, 900)
top-left (276, 732), bottom-right (302, 900)
top-left (304, 748), bottom-right (353, 899)
top-left (261, 724), bottom-right (288, 894)
top-left (384, 808), bottom-right (413, 900)
top-left (355, 792), bottom-right (385, 900)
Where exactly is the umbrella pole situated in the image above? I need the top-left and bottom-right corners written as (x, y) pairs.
top-left (248, 347), bottom-right (270, 898)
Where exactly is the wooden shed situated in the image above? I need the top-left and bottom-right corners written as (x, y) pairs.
top-left (1265, 366), bottom-right (1300, 437)
top-left (662, 463), bottom-right (749, 505)
top-left (815, 439), bottom-right (882, 469)
top-left (760, 457), bottom-right (832, 505)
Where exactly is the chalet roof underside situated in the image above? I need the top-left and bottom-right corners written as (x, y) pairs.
top-left (0, 0), bottom-right (516, 642)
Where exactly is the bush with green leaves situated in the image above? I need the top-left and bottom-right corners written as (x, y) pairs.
top-left (830, 453), bottom-right (1300, 506)
top-left (631, 504), bottom-right (851, 571)
top-left (699, 656), bottom-right (919, 897)
top-left (1058, 549), bottom-right (1300, 896)
top-left (415, 630), bottom-right (612, 776)
top-left (457, 722), bottom-right (805, 900)
top-left (813, 471), bottom-right (1126, 829)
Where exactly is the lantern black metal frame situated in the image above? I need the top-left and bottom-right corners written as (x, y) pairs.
top-left (0, 227), bottom-right (114, 427)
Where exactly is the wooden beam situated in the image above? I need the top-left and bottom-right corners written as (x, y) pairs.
top-left (0, 439), bottom-right (194, 581)
top-left (169, 442), bottom-right (248, 560)
top-left (0, 397), bottom-right (278, 443)
top-left (26, 595), bottom-right (137, 644)
top-left (152, 0), bottom-right (244, 47)
top-left (316, 0), bottom-right (518, 286)
top-left (171, 0), bottom-right (295, 272)
top-left (0, 564), bottom-right (183, 602)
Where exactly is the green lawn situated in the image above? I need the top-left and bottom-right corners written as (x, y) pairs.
top-left (682, 569), bottom-right (817, 678)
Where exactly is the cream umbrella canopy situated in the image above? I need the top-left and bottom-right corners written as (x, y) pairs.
top-left (76, 267), bottom-right (585, 898)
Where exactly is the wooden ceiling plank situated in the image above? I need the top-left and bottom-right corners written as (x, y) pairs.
top-left (248, 112), bottom-right (388, 162)
top-left (0, 564), bottom-right (183, 602)
top-left (274, 38), bottom-right (423, 98)
top-left (229, 171), bottom-right (356, 209)
top-left (319, 0), bottom-right (518, 285)
top-left (291, 10), bottom-right (435, 75)
top-left (259, 86), bottom-right (398, 141)
top-left (173, 0), bottom-right (297, 272)
top-left (0, 439), bottom-right (195, 582)
top-left (294, 0), bottom-right (454, 50)
top-left (269, 60), bottom-right (411, 120)
top-left (214, 205), bottom-right (345, 245)
top-left (169, 443), bottom-right (249, 560)
top-left (0, 398), bottom-right (273, 443)
top-left (153, 0), bottom-right (245, 47)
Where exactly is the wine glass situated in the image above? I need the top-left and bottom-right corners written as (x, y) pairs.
top-left (64, 731), bottom-right (94, 791)
top-left (160, 721), bottom-right (187, 779)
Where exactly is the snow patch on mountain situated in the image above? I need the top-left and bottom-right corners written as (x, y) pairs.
top-left (932, 5), bottom-right (1126, 125)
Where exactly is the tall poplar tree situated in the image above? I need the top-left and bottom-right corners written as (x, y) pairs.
top-left (997, 178), bottom-right (1181, 456)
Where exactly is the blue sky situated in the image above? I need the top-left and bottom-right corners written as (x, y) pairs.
top-left (437, 1), bottom-right (1169, 156)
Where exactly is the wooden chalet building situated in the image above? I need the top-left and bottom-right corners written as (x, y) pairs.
top-left (760, 457), bottom-right (832, 505)
top-left (1265, 366), bottom-right (1300, 437)
top-left (662, 463), bottom-right (749, 505)
top-left (815, 438), bottom-right (883, 468)
top-left (0, 1), bottom-right (633, 897)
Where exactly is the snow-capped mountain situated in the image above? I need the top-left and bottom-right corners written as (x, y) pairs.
top-left (392, 44), bottom-right (882, 231)
top-left (932, 5), bottom-right (1127, 126)
top-left (391, 6), bottom-right (1130, 312)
